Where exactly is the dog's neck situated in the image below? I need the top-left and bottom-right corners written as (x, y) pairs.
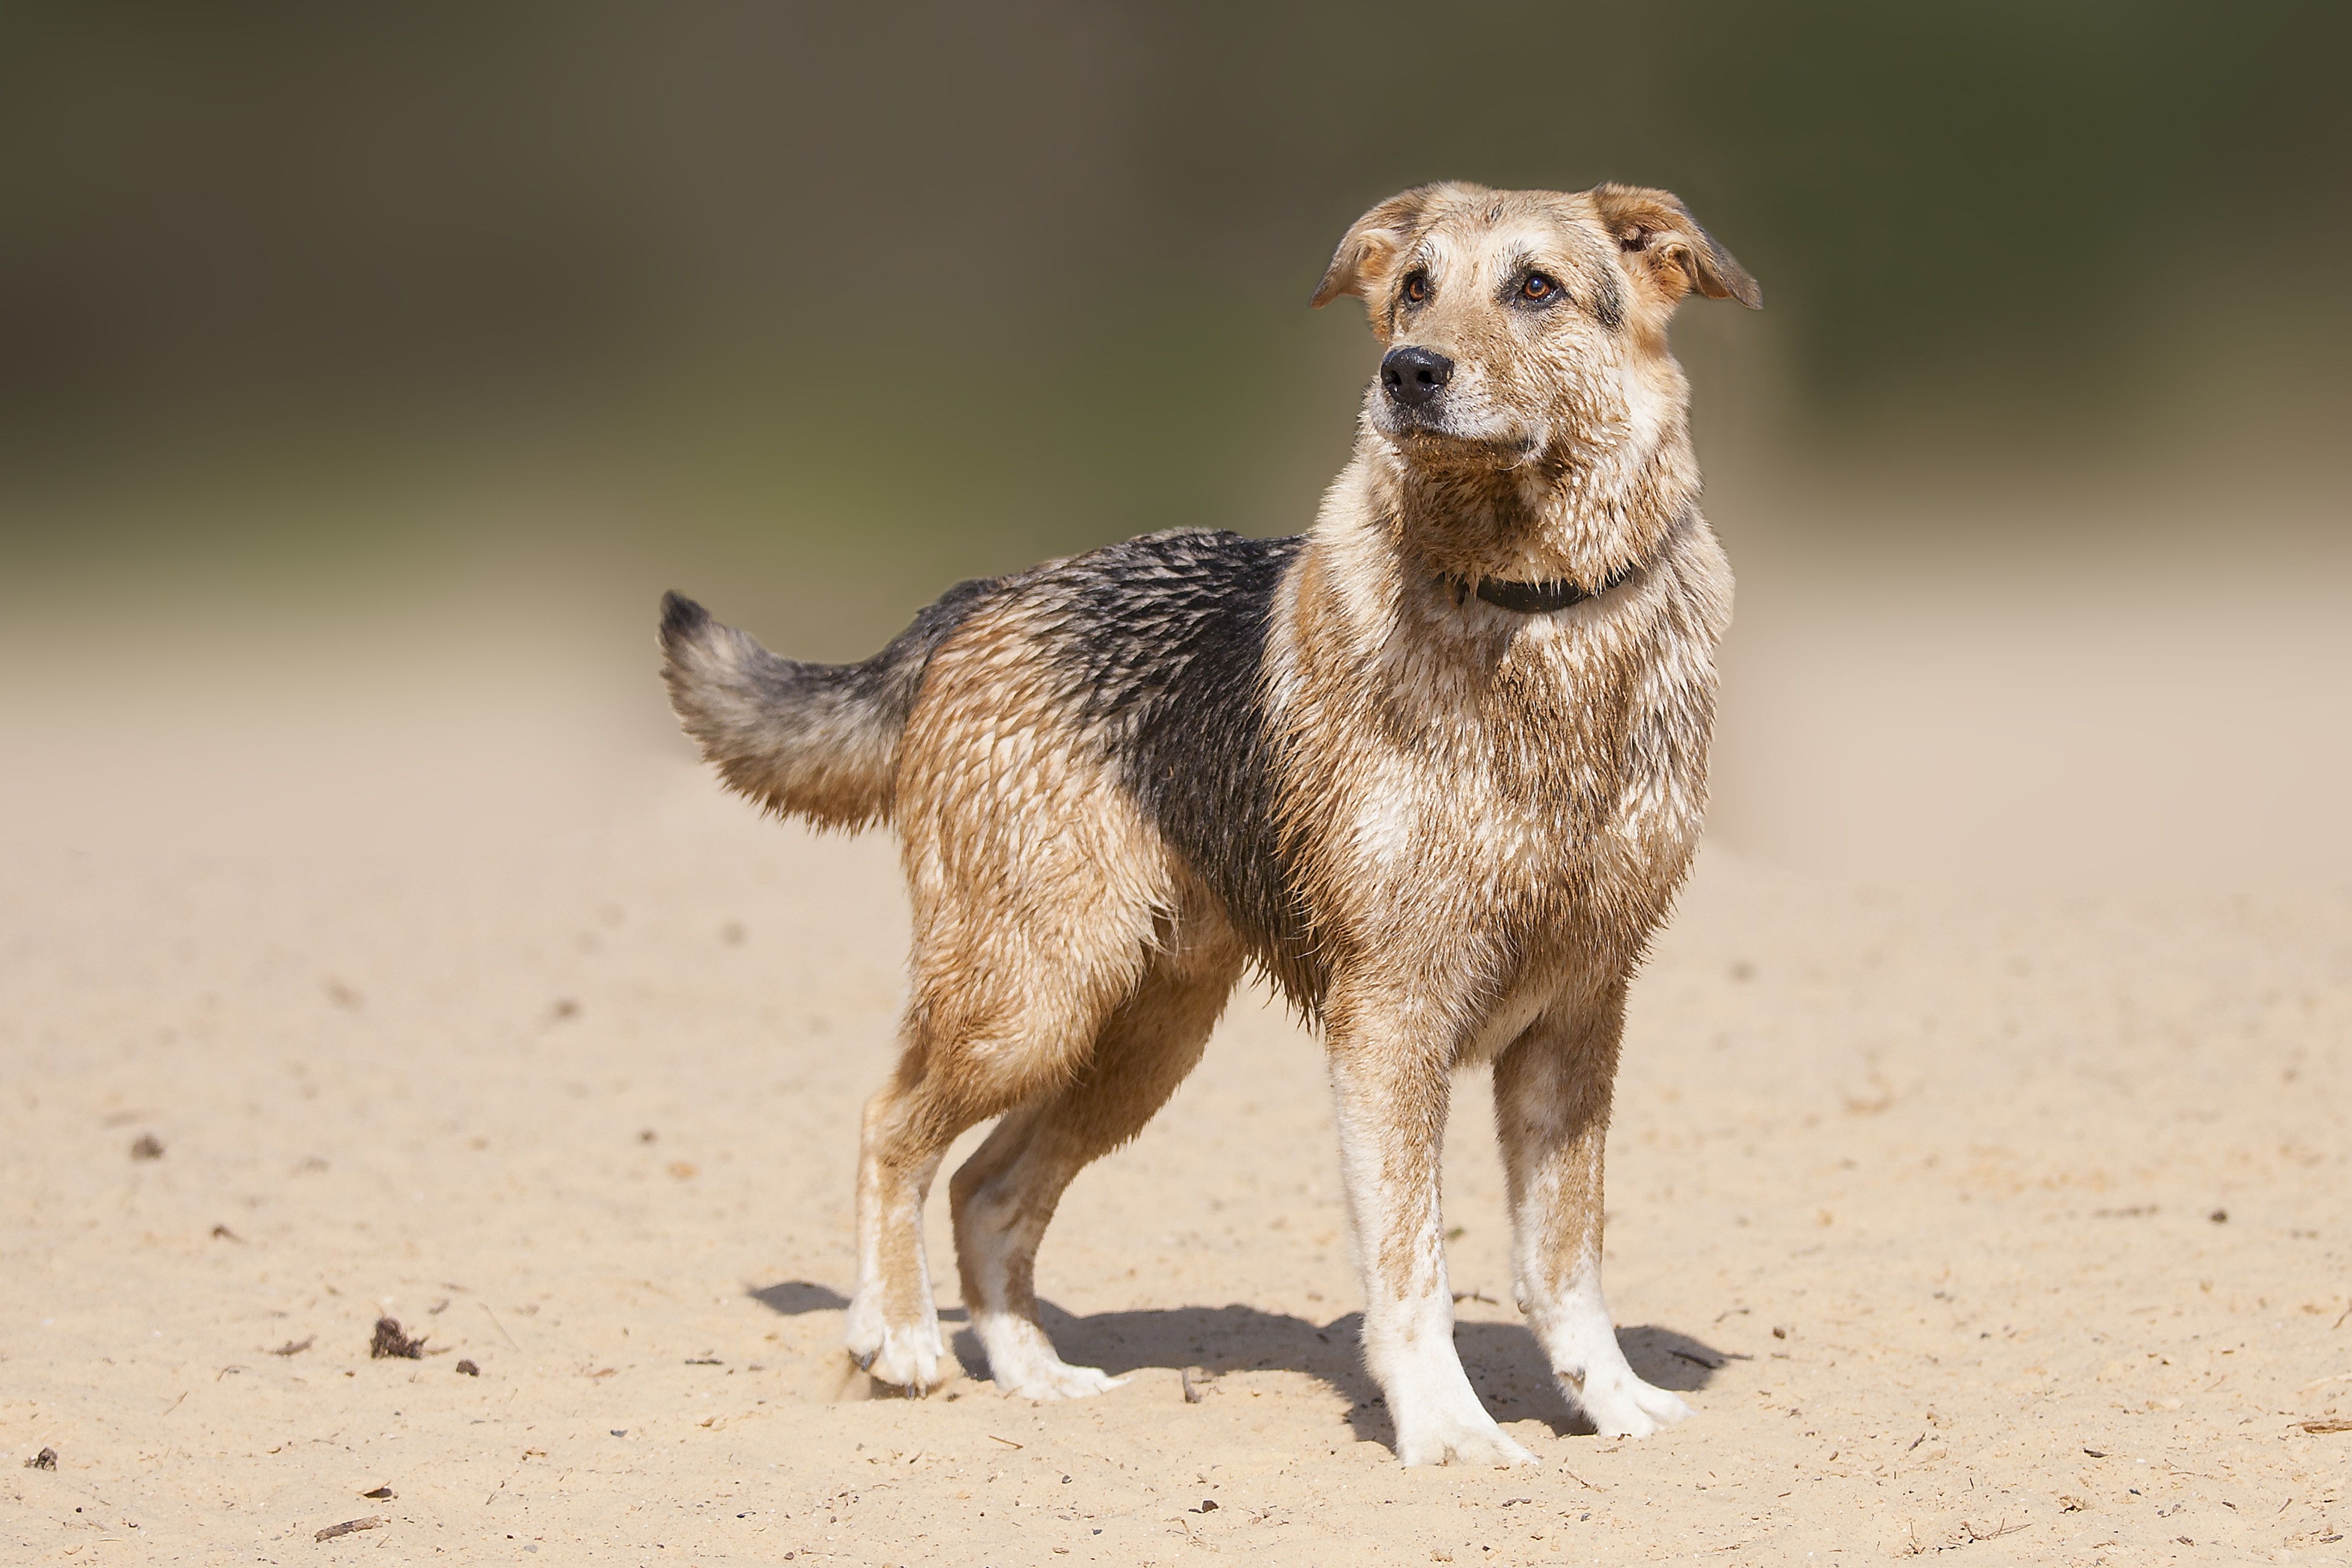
top-left (1354, 413), bottom-right (1700, 594)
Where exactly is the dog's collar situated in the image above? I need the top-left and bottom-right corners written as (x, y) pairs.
top-left (1444, 563), bottom-right (1638, 615)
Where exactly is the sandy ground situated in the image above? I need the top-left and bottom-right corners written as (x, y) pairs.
top-left (4, 567), bottom-right (2350, 1566)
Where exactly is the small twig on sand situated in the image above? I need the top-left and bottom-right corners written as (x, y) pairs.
top-left (480, 1302), bottom-right (520, 1350)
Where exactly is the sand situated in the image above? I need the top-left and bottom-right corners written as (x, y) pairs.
top-left (4, 572), bottom-right (2350, 1566)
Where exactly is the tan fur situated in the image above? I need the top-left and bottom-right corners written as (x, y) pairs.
top-left (669, 180), bottom-right (1757, 1464)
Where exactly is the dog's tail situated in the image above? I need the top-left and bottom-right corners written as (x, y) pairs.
top-left (658, 580), bottom-right (1001, 831)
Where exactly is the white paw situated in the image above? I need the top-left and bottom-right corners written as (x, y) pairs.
top-left (1395, 1414), bottom-right (1540, 1468)
top-left (998, 1358), bottom-right (1125, 1402)
top-left (973, 1313), bottom-right (1126, 1402)
top-left (1567, 1369), bottom-right (1692, 1438)
top-left (844, 1307), bottom-right (945, 1395)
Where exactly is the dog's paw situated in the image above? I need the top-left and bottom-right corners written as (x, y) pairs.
top-left (1567, 1370), bottom-right (1691, 1439)
top-left (997, 1359), bottom-right (1125, 1402)
top-left (972, 1313), bottom-right (1126, 1402)
top-left (1395, 1415), bottom-right (1540, 1469)
top-left (845, 1314), bottom-right (945, 1396)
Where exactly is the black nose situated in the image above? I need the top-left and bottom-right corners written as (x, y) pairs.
top-left (1380, 345), bottom-right (1454, 408)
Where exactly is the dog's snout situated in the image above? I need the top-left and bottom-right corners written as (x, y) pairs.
top-left (1380, 346), bottom-right (1454, 409)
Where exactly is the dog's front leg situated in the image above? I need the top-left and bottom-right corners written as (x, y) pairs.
top-left (1328, 1025), bottom-right (1537, 1468)
top-left (1494, 998), bottom-right (1691, 1438)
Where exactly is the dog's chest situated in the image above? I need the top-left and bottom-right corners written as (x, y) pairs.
top-left (1296, 597), bottom-right (1714, 969)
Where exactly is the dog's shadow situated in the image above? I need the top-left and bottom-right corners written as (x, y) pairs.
top-left (749, 1279), bottom-right (1728, 1447)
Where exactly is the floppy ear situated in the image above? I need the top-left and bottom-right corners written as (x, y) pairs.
top-left (1589, 183), bottom-right (1762, 310)
top-left (1310, 184), bottom-right (1448, 309)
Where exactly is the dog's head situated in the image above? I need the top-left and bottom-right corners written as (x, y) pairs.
top-left (1313, 182), bottom-right (1759, 474)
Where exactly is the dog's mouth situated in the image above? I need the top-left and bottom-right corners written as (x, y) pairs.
top-left (1377, 412), bottom-right (1541, 466)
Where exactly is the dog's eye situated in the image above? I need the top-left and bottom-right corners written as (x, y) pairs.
top-left (1520, 272), bottom-right (1558, 302)
top-left (1402, 272), bottom-right (1428, 305)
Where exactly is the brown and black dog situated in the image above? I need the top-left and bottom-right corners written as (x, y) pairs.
top-left (660, 181), bottom-right (1758, 1466)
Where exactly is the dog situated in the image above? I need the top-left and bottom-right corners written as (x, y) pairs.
top-left (659, 180), bottom-right (1758, 1466)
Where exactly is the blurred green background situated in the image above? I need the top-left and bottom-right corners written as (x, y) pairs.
top-left (3, 2), bottom-right (2346, 884)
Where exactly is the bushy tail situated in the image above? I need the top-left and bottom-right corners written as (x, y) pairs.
top-left (657, 581), bottom-right (998, 831)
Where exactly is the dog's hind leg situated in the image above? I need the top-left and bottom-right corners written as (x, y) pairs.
top-left (846, 946), bottom-right (1138, 1396)
top-left (851, 601), bottom-right (1194, 1394)
top-left (950, 916), bottom-right (1242, 1400)
top-left (1493, 987), bottom-right (1691, 1439)
top-left (845, 996), bottom-right (1086, 1396)
top-left (843, 1045), bottom-right (978, 1395)
top-left (845, 806), bottom-right (1175, 1394)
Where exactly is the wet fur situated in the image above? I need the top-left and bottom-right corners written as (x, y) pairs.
top-left (659, 180), bottom-right (1757, 1464)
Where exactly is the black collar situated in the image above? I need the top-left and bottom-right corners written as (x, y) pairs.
top-left (1446, 562), bottom-right (1638, 615)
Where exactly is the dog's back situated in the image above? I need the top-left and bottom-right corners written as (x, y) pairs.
top-left (1008, 532), bottom-right (1326, 996)
top-left (665, 529), bottom-right (1328, 1000)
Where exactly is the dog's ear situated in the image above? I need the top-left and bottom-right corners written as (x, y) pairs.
top-left (1589, 184), bottom-right (1761, 310)
top-left (1311, 185), bottom-right (1446, 309)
